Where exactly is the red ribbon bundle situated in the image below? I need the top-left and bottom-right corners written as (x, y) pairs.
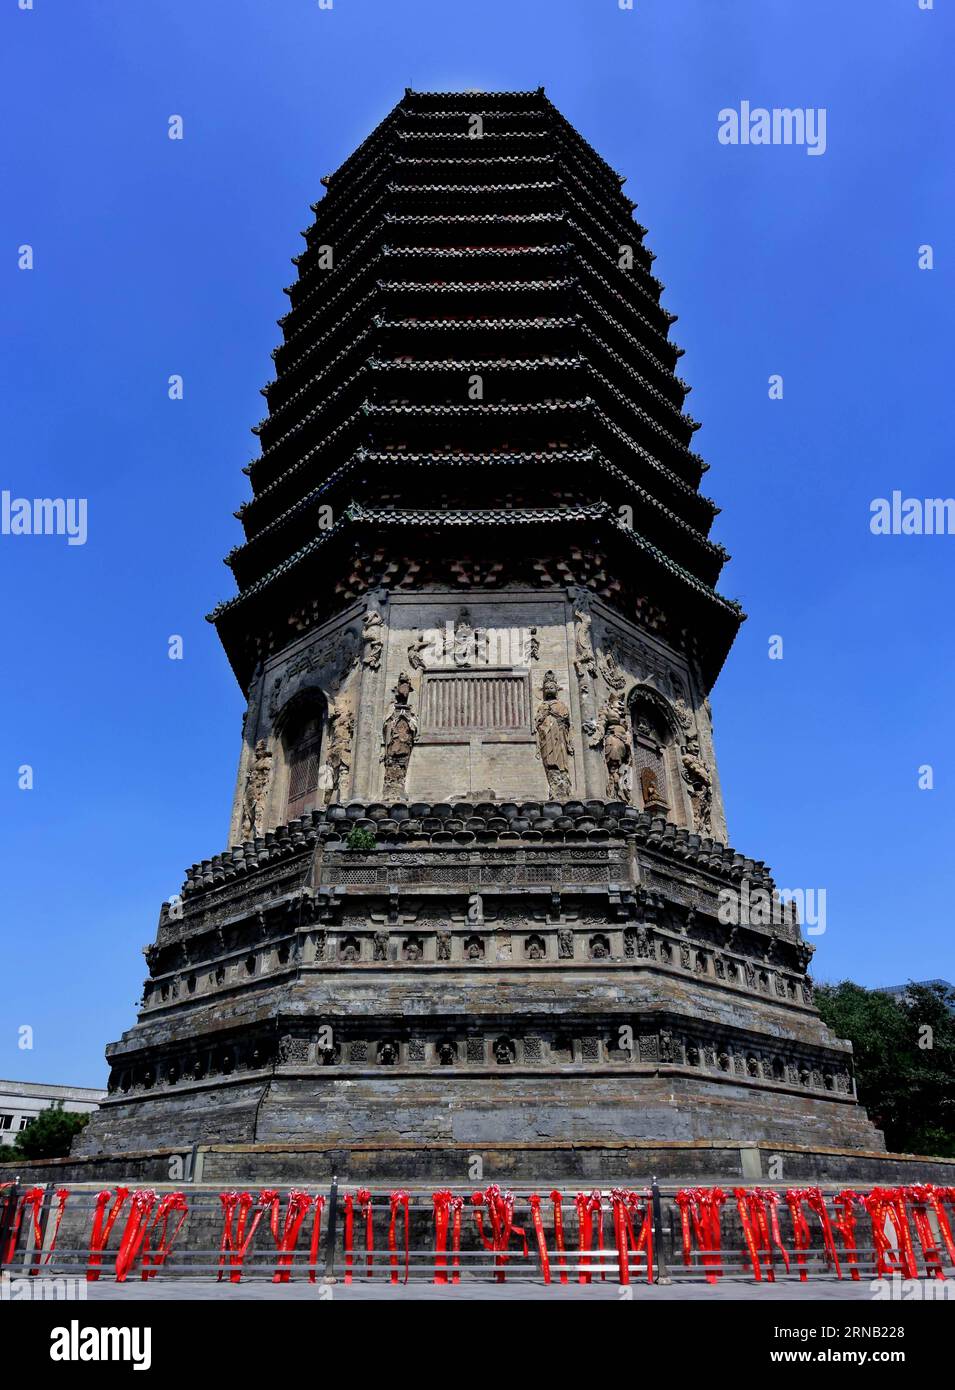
top-left (471, 1185), bottom-right (528, 1282)
top-left (903, 1185), bottom-right (955, 1278)
top-left (527, 1195), bottom-right (551, 1284)
top-left (916, 1185), bottom-right (955, 1272)
top-left (733, 1188), bottom-right (789, 1282)
top-left (87, 1187), bottom-right (129, 1282)
top-left (575, 1190), bottom-right (605, 1284)
top-left (432, 1190), bottom-right (464, 1284)
top-left (388, 1191), bottom-right (410, 1284)
top-left (786, 1188), bottom-right (842, 1281)
top-left (3, 1187), bottom-right (70, 1273)
top-left (217, 1190), bottom-right (273, 1283)
top-left (675, 1187), bottom-right (726, 1283)
top-left (115, 1190), bottom-right (158, 1282)
top-left (610, 1189), bottom-right (653, 1285)
top-left (863, 1187), bottom-right (918, 1279)
top-left (550, 1190), bottom-right (569, 1283)
top-left (832, 1190), bottom-right (862, 1281)
top-left (264, 1189), bottom-right (314, 1283)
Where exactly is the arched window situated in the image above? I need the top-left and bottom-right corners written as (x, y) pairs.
top-left (283, 706), bottom-right (324, 820)
top-left (628, 685), bottom-right (688, 826)
top-left (630, 691), bottom-right (670, 815)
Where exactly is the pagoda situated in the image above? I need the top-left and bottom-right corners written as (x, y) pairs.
top-left (76, 90), bottom-right (883, 1176)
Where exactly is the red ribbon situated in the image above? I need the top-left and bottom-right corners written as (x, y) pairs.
top-left (388, 1191), bottom-right (410, 1284)
top-left (550, 1190), bottom-right (569, 1283)
top-left (267, 1189), bottom-right (314, 1283)
top-left (733, 1189), bottom-right (789, 1282)
top-left (919, 1185), bottom-right (955, 1270)
top-left (574, 1190), bottom-right (605, 1283)
top-left (610, 1189), bottom-right (653, 1285)
top-left (832, 1190), bottom-right (862, 1280)
top-left (527, 1195), bottom-right (551, 1284)
top-left (357, 1188), bottom-right (374, 1279)
top-left (140, 1193), bottom-right (189, 1280)
top-left (675, 1187), bottom-right (726, 1283)
top-left (786, 1188), bottom-right (842, 1281)
top-left (308, 1194), bottom-right (326, 1284)
top-left (115, 1190), bottom-right (158, 1282)
top-left (471, 1185), bottom-right (528, 1282)
top-left (863, 1187), bottom-right (918, 1279)
top-left (342, 1190), bottom-right (374, 1282)
top-left (433, 1190), bottom-right (464, 1284)
top-left (217, 1190), bottom-right (271, 1283)
top-left (87, 1187), bottom-right (129, 1282)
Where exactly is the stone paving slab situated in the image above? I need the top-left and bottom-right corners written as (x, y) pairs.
top-left (61, 1278), bottom-right (885, 1301)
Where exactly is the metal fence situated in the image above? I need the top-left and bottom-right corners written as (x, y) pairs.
top-left (2, 1179), bottom-right (952, 1286)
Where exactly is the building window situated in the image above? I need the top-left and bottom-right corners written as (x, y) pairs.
top-left (0, 1114), bottom-right (12, 1131)
top-left (629, 686), bottom-right (687, 825)
top-left (18, 1116), bottom-right (29, 1130)
top-left (284, 712), bottom-right (324, 820)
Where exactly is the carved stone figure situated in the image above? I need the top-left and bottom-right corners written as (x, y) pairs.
top-left (597, 646), bottom-right (627, 691)
top-left (534, 670), bottom-right (573, 798)
top-left (452, 611), bottom-right (474, 667)
top-left (319, 703), bottom-right (354, 805)
top-left (381, 678), bottom-right (418, 799)
top-left (361, 609), bottom-right (384, 669)
top-left (525, 626), bottom-right (540, 662)
top-left (572, 607), bottom-right (598, 682)
top-left (436, 931), bottom-right (452, 961)
top-left (590, 693), bottom-right (633, 801)
top-left (373, 932), bottom-right (388, 961)
top-left (639, 765), bottom-right (667, 814)
top-left (241, 739), bottom-right (272, 838)
top-left (407, 630), bottom-right (430, 671)
top-left (464, 935), bottom-right (485, 960)
top-left (681, 737), bottom-right (713, 835)
top-left (525, 934), bottom-right (546, 960)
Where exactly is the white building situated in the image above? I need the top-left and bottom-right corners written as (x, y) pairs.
top-left (0, 1080), bottom-right (106, 1148)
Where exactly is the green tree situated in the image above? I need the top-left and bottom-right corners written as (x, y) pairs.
top-left (9, 1102), bottom-right (90, 1160)
top-left (816, 980), bottom-right (955, 1156)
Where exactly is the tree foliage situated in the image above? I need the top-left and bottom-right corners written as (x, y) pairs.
top-left (9, 1102), bottom-right (90, 1160)
top-left (815, 980), bottom-right (955, 1156)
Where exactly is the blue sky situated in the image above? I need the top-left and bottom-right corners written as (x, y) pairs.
top-left (1, 0), bottom-right (952, 1088)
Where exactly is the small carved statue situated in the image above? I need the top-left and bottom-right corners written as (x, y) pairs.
top-left (241, 739), bottom-right (272, 838)
top-left (319, 703), bottom-right (354, 805)
top-left (452, 611), bottom-right (474, 667)
top-left (437, 1041), bottom-right (456, 1066)
top-left (681, 736), bottom-right (713, 835)
top-left (534, 670), bottom-right (574, 798)
top-left (378, 1040), bottom-right (398, 1066)
top-left (361, 609), bottom-right (384, 670)
top-left (639, 765), bottom-right (667, 814)
top-left (494, 1038), bottom-right (515, 1065)
top-left (407, 630), bottom-right (430, 671)
top-left (573, 607), bottom-right (598, 682)
top-left (381, 683), bottom-right (418, 799)
top-left (590, 693), bottom-right (633, 802)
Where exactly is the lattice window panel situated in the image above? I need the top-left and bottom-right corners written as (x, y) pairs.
top-left (419, 670), bottom-right (531, 734)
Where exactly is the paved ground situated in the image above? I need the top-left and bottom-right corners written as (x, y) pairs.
top-left (56, 1277), bottom-right (891, 1301)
